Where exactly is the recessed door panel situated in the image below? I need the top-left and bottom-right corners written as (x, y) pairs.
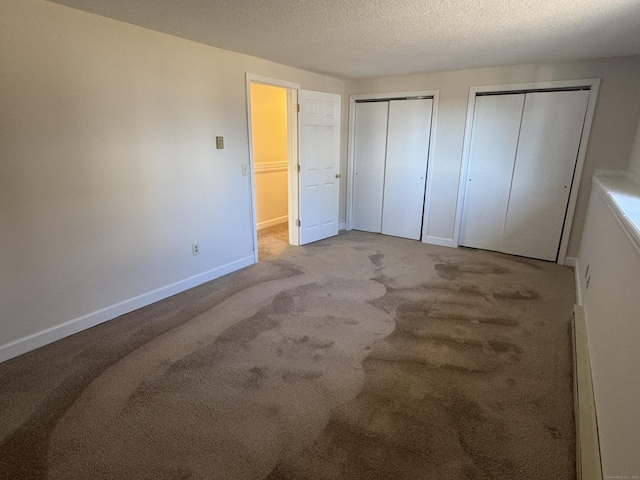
top-left (459, 94), bottom-right (525, 251)
top-left (381, 98), bottom-right (433, 240)
top-left (352, 101), bottom-right (389, 233)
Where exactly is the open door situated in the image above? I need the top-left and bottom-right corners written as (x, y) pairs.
top-left (297, 90), bottom-right (341, 245)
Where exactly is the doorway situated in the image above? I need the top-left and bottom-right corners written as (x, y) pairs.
top-left (250, 83), bottom-right (290, 251)
top-left (246, 74), bottom-right (300, 262)
top-left (247, 74), bottom-right (342, 261)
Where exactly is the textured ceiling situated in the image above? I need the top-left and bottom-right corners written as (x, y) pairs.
top-left (47, 0), bottom-right (640, 79)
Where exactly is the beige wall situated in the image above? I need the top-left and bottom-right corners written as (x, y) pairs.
top-left (250, 84), bottom-right (289, 227)
top-left (0, 0), bottom-right (344, 358)
top-left (254, 169), bottom-right (288, 228)
top-left (250, 84), bottom-right (288, 165)
top-left (346, 57), bottom-right (640, 257)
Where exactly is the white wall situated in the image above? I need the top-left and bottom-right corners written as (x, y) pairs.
top-left (576, 180), bottom-right (640, 478)
top-left (0, 0), bottom-right (344, 359)
top-left (346, 58), bottom-right (640, 255)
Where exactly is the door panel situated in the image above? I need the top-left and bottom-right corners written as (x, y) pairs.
top-left (501, 90), bottom-right (590, 261)
top-left (459, 94), bottom-right (525, 251)
top-left (298, 90), bottom-right (341, 245)
top-left (381, 99), bottom-right (433, 240)
top-left (352, 101), bottom-right (389, 233)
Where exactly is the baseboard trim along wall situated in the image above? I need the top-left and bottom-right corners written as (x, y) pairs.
top-left (566, 256), bottom-right (584, 306)
top-left (572, 257), bottom-right (584, 306)
top-left (424, 236), bottom-right (456, 248)
top-left (0, 255), bottom-right (255, 364)
top-left (572, 305), bottom-right (603, 480)
top-left (339, 222), bottom-right (347, 231)
top-left (257, 215), bottom-right (288, 230)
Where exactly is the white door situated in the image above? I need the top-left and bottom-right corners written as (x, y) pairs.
top-left (298, 90), bottom-right (341, 245)
top-left (460, 89), bottom-right (589, 261)
top-left (501, 90), bottom-right (590, 260)
top-left (459, 94), bottom-right (525, 251)
top-left (352, 101), bottom-right (389, 233)
top-left (381, 98), bottom-right (433, 240)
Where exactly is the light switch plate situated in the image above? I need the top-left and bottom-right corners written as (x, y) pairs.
top-left (216, 136), bottom-right (224, 149)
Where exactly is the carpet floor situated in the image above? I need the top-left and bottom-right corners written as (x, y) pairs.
top-left (0, 230), bottom-right (577, 479)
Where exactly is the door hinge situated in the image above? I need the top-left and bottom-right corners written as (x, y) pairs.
top-left (295, 219), bottom-right (301, 227)
top-left (295, 104), bottom-right (300, 113)
top-left (295, 164), bottom-right (301, 172)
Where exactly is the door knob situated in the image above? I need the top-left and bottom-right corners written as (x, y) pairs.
top-left (335, 173), bottom-right (342, 178)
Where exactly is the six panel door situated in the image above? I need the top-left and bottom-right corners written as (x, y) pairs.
top-left (298, 90), bottom-right (341, 245)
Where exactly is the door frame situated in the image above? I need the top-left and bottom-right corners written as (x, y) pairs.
top-left (346, 90), bottom-right (440, 242)
top-left (453, 78), bottom-right (600, 265)
top-left (245, 73), bottom-right (301, 262)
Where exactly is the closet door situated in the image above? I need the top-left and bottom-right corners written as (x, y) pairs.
top-left (381, 98), bottom-right (433, 240)
top-left (501, 90), bottom-right (590, 260)
top-left (352, 101), bottom-right (389, 233)
top-left (459, 94), bottom-right (525, 251)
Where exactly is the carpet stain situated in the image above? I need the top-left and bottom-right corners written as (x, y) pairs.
top-left (0, 260), bottom-right (303, 480)
top-left (217, 310), bottom-right (284, 344)
top-left (0, 231), bottom-right (576, 480)
top-left (261, 234), bottom-right (575, 480)
top-left (369, 252), bottom-right (385, 268)
top-left (435, 261), bottom-right (510, 280)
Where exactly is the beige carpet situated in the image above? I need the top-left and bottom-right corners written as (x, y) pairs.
top-left (0, 230), bottom-right (576, 479)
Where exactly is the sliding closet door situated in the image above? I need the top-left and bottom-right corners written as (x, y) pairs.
top-left (501, 90), bottom-right (590, 260)
top-left (381, 98), bottom-right (433, 240)
top-left (352, 101), bottom-right (389, 233)
top-left (459, 94), bottom-right (525, 251)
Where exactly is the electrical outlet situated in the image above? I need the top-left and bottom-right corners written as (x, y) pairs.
top-left (216, 136), bottom-right (224, 149)
top-left (192, 243), bottom-right (200, 256)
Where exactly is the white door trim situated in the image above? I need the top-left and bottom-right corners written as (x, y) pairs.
top-left (346, 90), bottom-right (439, 239)
top-left (245, 73), bottom-right (301, 262)
top-left (453, 78), bottom-right (600, 264)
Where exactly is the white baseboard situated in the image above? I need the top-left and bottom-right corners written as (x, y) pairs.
top-left (565, 256), bottom-right (582, 306)
top-left (572, 305), bottom-right (603, 480)
top-left (257, 215), bottom-right (288, 230)
top-left (424, 236), bottom-right (456, 248)
top-left (339, 222), bottom-right (347, 231)
top-left (571, 257), bottom-right (584, 306)
top-left (0, 255), bottom-right (255, 364)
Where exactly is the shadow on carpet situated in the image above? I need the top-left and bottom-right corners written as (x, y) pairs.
top-left (0, 231), bottom-right (576, 479)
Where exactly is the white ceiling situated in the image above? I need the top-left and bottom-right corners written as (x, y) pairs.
top-left (48, 0), bottom-right (640, 79)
